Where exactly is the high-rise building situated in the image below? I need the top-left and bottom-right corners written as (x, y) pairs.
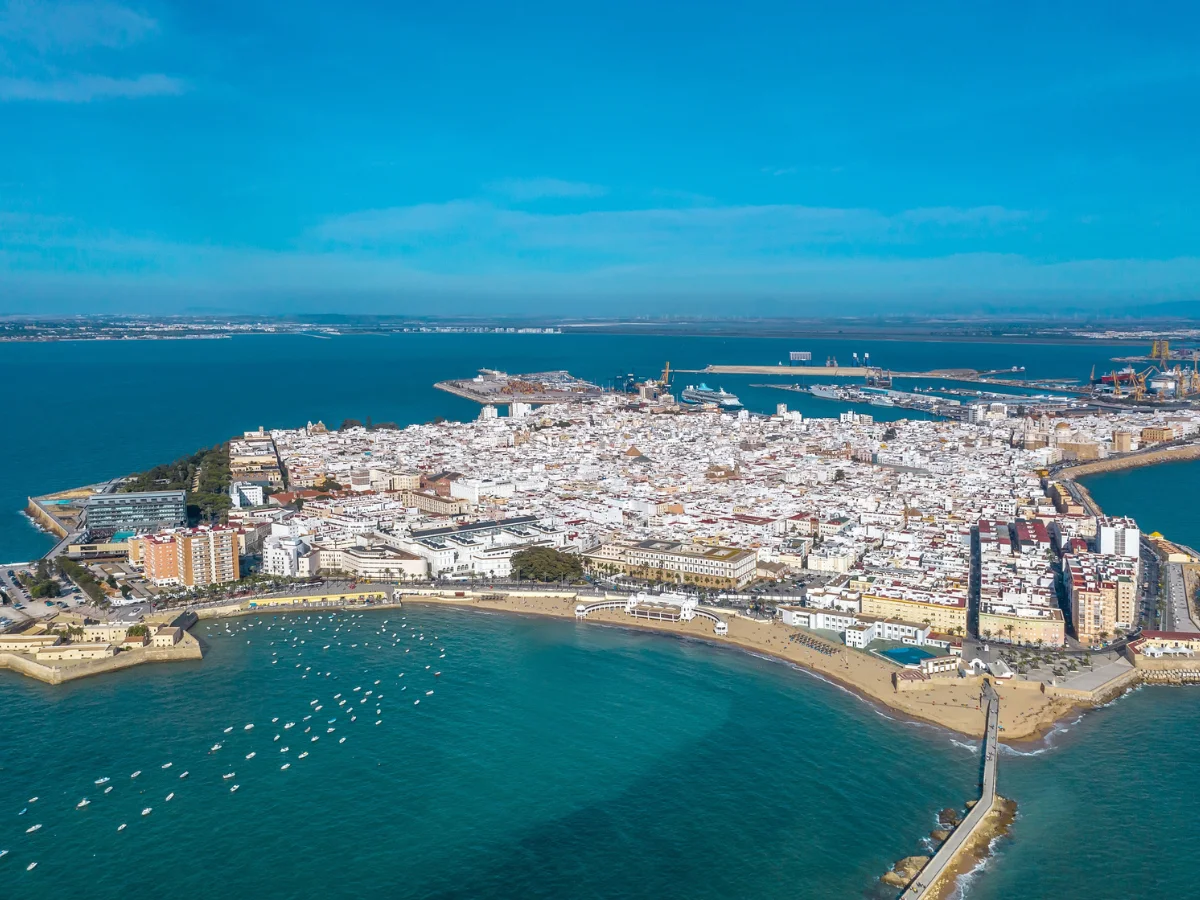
top-left (135, 525), bottom-right (240, 588)
top-left (84, 490), bottom-right (187, 532)
top-left (1097, 516), bottom-right (1140, 560)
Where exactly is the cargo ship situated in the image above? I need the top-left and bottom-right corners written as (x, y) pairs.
top-left (809, 384), bottom-right (842, 400)
top-left (680, 384), bottom-right (742, 408)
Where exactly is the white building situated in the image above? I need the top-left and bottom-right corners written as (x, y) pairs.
top-left (262, 532), bottom-right (311, 577)
top-left (230, 482), bottom-right (265, 508)
top-left (1098, 516), bottom-right (1140, 560)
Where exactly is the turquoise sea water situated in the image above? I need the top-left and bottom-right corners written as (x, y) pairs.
top-left (1, 606), bottom-right (980, 899)
top-left (1081, 459), bottom-right (1200, 549)
top-left (4, 333), bottom-right (1200, 899)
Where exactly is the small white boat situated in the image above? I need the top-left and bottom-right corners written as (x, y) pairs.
top-left (104, 786), bottom-right (113, 794)
top-left (271, 717), bottom-right (279, 723)
top-left (310, 736), bottom-right (319, 742)
top-left (141, 808), bottom-right (152, 816)
top-left (298, 751), bottom-right (309, 759)
top-left (211, 743), bottom-right (221, 752)
top-left (273, 734), bottom-right (280, 742)
top-left (95, 777), bottom-right (110, 785)
top-left (165, 793), bottom-right (174, 802)
top-left (117, 824), bottom-right (126, 832)
top-left (27, 797), bottom-right (37, 803)
top-left (26, 862), bottom-right (36, 872)
top-left (326, 727), bottom-right (335, 733)
top-left (223, 727), bottom-right (233, 734)
top-left (230, 785), bottom-right (239, 793)
top-left (284, 722), bottom-right (294, 729)
top-left (338, 737), bottom-right (346, 744)
top-left (280, 763), bottom-right (290, 770)
top-left (131, 771), bottom-right (141, 779)
top-left (223, 773), bottom-right (235, 780)
top-left (161, 763), bottom-right (172, 770)
top-left (280, 746), bottom-right (289, 752)
top-left (179, 771), bottom-right (188, 779)
top-left (0, 850), bottom-right (7, 859)
top-left (425, 690), bottom-right (434, 696)
top-left (245, 752), bottom-right (256, 760)
top-left (76, 799), bottom-right (90, 809)
top-left (25, 824), bottom-right (41, 834)
top-left (243, 724), bottom-right (254, 731)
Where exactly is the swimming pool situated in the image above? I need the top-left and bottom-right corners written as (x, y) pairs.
top-left (875, 646), bottom-right (938, 666)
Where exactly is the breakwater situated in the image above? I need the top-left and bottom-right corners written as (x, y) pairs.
top-left (1059, 441), bottom-right (1200, 480)
top-left (901, 681), bottom-right (1000, 899)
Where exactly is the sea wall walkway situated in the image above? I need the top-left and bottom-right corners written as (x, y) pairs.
top-left (900, 681), bottom-right (999, 899)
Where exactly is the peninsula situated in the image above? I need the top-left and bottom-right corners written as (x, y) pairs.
top-left (5, 379), bottom-right (1199, 741)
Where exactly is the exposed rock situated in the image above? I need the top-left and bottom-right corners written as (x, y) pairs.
top-left (964, 799), bottom-right (978, 809)
top-left (931, 829), bottom-right (951, 842)
top-left (938, 807), bottom-right (962, 826)
top-left (881, 855), bottom-right (931, 888)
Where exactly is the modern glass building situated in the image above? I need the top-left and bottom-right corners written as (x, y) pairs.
top-left (84, 490), bottom-right (188, 531)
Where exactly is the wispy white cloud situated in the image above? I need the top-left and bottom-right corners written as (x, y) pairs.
top-left (0, 1), bottom-right (156, 51)
top-left (485, 177), bottom-right (608, 201)
top-left (309, 200), bottom-right (1036, 258)
top-left (0, 72), bottom-right (183, 101)
top-left (0, 2), bottom-right (181, 102)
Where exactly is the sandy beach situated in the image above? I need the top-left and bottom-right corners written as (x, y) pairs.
top-left (396, 591), bottom-right (1082, 742)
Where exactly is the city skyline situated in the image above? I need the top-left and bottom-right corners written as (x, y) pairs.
top-left (2, 1), bottom-right (1199, 313)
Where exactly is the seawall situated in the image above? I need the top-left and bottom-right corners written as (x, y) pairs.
top-left (1060, 442), bottom-right (1200, 481)
top-left (0, 634), bottom-right (203, 685)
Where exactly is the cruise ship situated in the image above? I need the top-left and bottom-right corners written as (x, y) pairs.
top-left (680, 384), bottom-right (742, 408)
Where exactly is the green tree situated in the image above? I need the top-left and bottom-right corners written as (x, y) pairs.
top-left (510, 547), bottom-right (584, 583)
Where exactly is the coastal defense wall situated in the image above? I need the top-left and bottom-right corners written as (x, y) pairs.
top-left (1044, 667), bottom-right (1140, 703)
top-left (0, 634), bottom-right (203, 685)
top-left (1059, 442), bottom-right (1200, 480)
top-left (24, 499), bottom-right (67, 538)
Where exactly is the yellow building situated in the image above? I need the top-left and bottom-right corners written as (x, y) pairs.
top-left (978, 609), bottom-right (1066, 647)
top-left (1141, 426), bottom-right (1175, 444)
top-left (35, 642), bottom-right (116, 661)
top-left (246, 587), bottom-right (393, 608)
top-left (860, 592), bottom-right (968, 634)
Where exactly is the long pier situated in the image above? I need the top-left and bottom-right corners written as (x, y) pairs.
top-left (900, 681), bottom-right (999, 899)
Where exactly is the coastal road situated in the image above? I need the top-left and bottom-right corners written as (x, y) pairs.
top-left (1162, 561), bottom-right (1199, 634)
top-left (900, 682), bottom-right (999, 900)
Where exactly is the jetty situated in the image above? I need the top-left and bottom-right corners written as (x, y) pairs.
top-left (901, 681), bottom-right (999, 899)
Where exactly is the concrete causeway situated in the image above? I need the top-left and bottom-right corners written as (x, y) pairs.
top-left (900, 681), bottom-right (999, 899)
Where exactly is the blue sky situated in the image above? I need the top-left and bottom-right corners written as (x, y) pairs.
top-left (1, 0), bottom-right (1198, 316)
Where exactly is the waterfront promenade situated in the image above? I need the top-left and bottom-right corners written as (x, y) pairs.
top-left (901, 681), bottom-right (999, 900)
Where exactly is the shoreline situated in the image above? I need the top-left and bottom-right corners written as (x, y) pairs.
top-left (389, 592), bottom-right (1084, 743)
top-left (1061, 442), bottom-right (1200, 483)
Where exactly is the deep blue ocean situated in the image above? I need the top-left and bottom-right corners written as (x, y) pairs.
top-left (2, 332), bottom-right (1198, 899)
